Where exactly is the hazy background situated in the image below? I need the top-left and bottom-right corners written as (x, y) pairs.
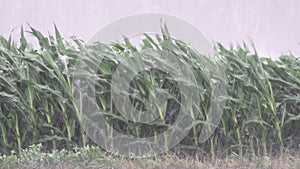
top-left (1, 0), bottom-right (299, 57)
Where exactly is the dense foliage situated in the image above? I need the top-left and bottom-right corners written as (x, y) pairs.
top-left (0, 26), bottom-right (299, 158)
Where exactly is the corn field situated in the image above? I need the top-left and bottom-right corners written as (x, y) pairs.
top-left (0, 26), bottom-right (299, 158)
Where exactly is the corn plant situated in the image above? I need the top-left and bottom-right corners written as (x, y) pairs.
top-left (0, 25), bottom-right (299, 158)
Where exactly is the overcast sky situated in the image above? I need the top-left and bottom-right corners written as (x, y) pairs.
top-left (1, 0), bottom-right (299, 57)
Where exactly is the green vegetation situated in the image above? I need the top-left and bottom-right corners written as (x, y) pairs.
top-left (0, 25), bottom-right (299, 164)
top-left (0, 144), bottom-right (299, 169)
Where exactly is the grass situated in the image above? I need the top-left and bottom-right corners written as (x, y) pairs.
top-left (0, 144), bottom-right (300, 169)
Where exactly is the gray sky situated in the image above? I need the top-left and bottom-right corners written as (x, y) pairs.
top-left (1, 0), bottom-right (299, 57)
